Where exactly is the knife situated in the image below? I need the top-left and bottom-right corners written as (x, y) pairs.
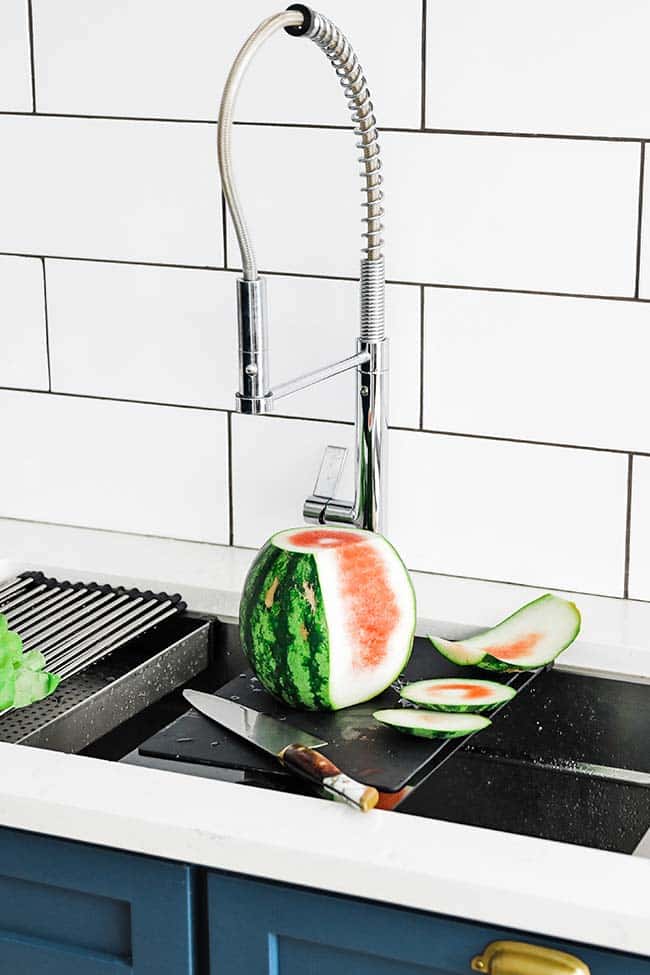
top-left (183, 689), bottom-right (379, 812)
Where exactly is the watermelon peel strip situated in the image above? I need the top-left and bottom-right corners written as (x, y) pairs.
top-left (428, 594), bottom-right (581, 672)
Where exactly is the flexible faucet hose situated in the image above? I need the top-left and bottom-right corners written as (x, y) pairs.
top-left (217, 6), bottom-right (386, 330)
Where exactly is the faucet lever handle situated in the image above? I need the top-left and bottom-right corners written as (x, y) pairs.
top-left (312, 445), bottom-right (348, 501)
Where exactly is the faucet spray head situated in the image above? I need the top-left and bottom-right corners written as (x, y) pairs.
top-left (284, 4), bottom-right (313, 35)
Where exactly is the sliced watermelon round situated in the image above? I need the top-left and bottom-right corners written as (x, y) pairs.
top-left (429, 593), bottom-right (580, 672)
top-left (239, 527), bottom-right (416, 711)
top-left (400, 678), bottom-right (515, 712)
top-left (373, 709), bottom-right (491, 739)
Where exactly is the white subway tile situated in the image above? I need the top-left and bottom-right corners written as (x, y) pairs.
top-left (0, 0), bottom-right (32, 111)
top-left (227, 126), bottom-right (639, 295)
top-left (33, 0), bottom-right (421, 128)
top-left (232, 416), bottom-right (627, 594)
top-left (389, 431), bottom-right (628, 595)
top-left (261, 275), bottom-right (420, 427)
top-left (0, 391), bottom-right (229, 543)
top-left (232, 414), bottom-right (355, 548)
top-left (47, 261), bottom-right (237, 409)
top-left (427, 1), bottom-right (650, 137)
top-left (0, 256), bottom-right (49, 390)
top-left (423, 288), bottom-right (650, 451)
top-left (0, 116), bottom-right (221, 266)
top-left (384, 133), bottom-right (639, 295)
top-left (628, 457), bottom-right (650, 600)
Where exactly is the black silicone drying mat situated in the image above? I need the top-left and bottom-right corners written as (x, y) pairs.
top-left (139, 635), bottom-right (546, 793)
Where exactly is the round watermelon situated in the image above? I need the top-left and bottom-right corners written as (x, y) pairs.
top-left (239, 527), bottom-right (416, 711)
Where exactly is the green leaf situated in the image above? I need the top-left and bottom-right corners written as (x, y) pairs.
top-left (0, 622), bottom-right (60, 710)
top-left (13, 669), bottom-right (59, 708)
top-left (0, 671), bottom-right (15, 710)
top-left (0, 631), bottom-right (22, 669)
top-left (22, 649), bottom-right (46, 672)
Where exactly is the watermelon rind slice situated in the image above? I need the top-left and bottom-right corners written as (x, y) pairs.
top-left (373, 708), bottom-right (491, 739)
top-left (429, 594), bottom-right (581, 672)
top-left (400, 678), bottom-right (516, 712)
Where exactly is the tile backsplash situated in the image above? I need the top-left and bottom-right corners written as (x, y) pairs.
top-left (2, 1), bottom-right (650, 601)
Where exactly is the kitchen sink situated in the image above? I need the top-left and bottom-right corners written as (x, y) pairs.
top-left (11, 610), bottom-right (648, 859)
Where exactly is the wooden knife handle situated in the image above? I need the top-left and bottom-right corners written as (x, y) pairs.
top-left (280, 744), bottom-right (379, 812)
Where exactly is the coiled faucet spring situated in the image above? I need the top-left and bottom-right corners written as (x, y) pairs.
top-left (304, 10), bottom-right (384, 264)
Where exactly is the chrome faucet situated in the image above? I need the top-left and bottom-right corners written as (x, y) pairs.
top-left (218, 4), bottom-right (387, 532)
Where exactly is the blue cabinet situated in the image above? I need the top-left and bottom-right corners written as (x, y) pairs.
top-left (0, 827), bottom-right (197, 975)
top-left (207, 872), bottom-right (650, 975)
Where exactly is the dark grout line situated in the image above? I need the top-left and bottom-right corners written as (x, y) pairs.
top-left (420, 0), bottom-right (428, 130)
top-left (624, 455), bottom-right (634, 599)
top-left (0, 250), bottom-right (225, 273)
top-left (419, 285), bottom-right (425, 428)
top-left (227, 411), bottom-right (234, 547)
top-left (2, 110), bottom-right (650, 144)
top-left (257, 267), bottom-right (357, 283)
top-left (4, 250), bottom-right (649, 304)
top-left (221, 192), bottom-right (229, 269)
top-left (418, 425), bottom-right (649, 457)
top-left (1, 110), bottom-right (216, 126)
top-left (3, 383), bottom-right (648, 460)
top-left (25, 2), bottom-right (36, 112)
top-left (634, 143), bottom-right (646, 298)
top-left (40, 259), bottom-right (52, 391)
top-left (410, 280), bottom-right (642, 302)
top-left (0, 385), bottom-right (230, 414)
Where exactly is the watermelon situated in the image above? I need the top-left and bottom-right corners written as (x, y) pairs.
top-left (400, 678), bottom-right (515, 712)
top-left (429, 593), bottom-right (581, 672)
top-left (239, 527), bottom-right (416, 711)
top-left (373, 709), bottom-right (491, 739)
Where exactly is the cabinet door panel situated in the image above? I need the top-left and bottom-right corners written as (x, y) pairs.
top-left (275, 935), bottom-right (442, 974)
top-left (208, 872), bottom-right (649, 975)
top-left (0, 827), bottom-right (196, 975)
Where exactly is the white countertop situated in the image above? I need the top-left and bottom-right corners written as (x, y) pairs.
top-left (1, 517), bottom-right (649, 956)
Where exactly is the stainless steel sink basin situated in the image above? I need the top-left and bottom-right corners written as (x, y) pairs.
top-left (77, 620), bottom-right (650, 857)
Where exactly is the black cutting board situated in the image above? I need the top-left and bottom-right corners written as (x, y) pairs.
top-left (140, 635), bottom-right (541, 793)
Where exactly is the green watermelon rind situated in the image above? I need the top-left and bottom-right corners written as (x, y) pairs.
top-left (373, 708), bottom-right (491, 739)
top-left (428, 594), bottom-right (581, 672)
top-left (240, 542), bottom-right (331, 710)
top-left (399, 678), bottom-right (516, 713)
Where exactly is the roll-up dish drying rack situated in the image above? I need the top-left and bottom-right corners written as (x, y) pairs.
top-left (0, 570), bottom-right (210, 751)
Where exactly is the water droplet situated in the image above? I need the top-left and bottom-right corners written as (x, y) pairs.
top-left (278, 715), bottom-right (287, 721)
top-left (176, 737), bottom-right (193, 743)
top-left (230, 695), bottom-right (240, 701)
top-left (210, 741), bottom-right (220, 747)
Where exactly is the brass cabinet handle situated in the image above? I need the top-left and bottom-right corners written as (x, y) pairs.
top-left (471, 940), bottom-right (590, 974)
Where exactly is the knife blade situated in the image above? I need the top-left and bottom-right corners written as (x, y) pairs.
top-left (183, 690), bottom-right (379, 812)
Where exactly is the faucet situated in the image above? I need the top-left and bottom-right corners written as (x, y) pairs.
top-left (218, 4), bottom-right (387, 532)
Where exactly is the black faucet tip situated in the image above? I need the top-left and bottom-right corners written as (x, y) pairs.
top-left (285, 3), bottom-right (313, 36)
